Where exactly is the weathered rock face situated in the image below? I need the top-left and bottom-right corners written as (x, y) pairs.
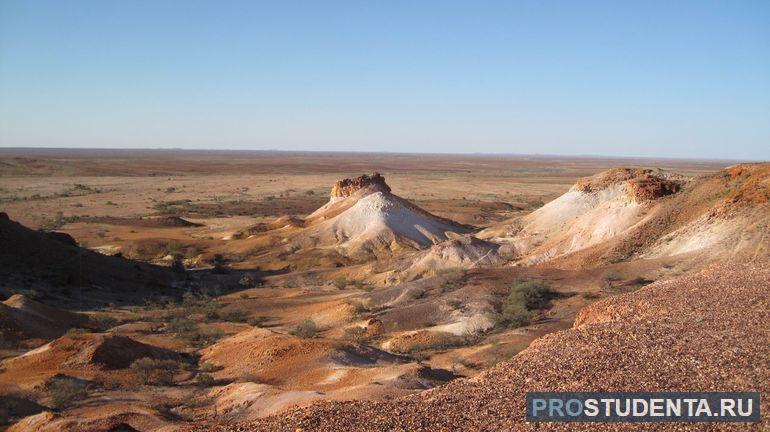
top-left (330, 173), bottom-right (391, 198)
top-left (573, 168), bottom-right (685, 202)
top-left (574, 168), bottom-right (654, 193)
top-left (625, 174), bottom-right (682, 202)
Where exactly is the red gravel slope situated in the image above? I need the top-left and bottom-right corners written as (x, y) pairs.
top-left (195, 263), bottom-right (769, 431)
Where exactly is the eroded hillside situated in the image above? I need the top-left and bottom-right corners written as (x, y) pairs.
top-left (1, 154), bottom-right (767, 431)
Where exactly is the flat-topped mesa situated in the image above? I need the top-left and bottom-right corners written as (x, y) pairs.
top-left (330, 173), bottom-right (391, 198)
top-left (574, 167), bottom-right (685, 202)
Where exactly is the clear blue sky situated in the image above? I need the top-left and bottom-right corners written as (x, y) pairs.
top-left (1, 1), bottom-right (768, 159)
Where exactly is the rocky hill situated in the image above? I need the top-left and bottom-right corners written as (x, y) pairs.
top-left (481, 163), bottom-right (769, 268)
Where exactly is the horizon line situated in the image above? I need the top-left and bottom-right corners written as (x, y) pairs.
top-left (0, 147), bottom-right (760, 163)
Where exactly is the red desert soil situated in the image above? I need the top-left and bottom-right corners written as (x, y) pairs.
top-left (195, 263), bottom-right (769, 431)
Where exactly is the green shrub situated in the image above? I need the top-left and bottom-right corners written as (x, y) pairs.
top-left (65, 328), bottom-right (89, 336)
top-left (195, 373), bottom-right (215, 387)
top-left (247, 316), bottom-right (268, 327)
top-left (349, 301), bottom-right (368, 314)
top-left (130, 358), bottom-right (180, 385)
top-left (499, 279), bottom-right (558, 328)
top-left (49, 377), bottom-right (88, 410)
top-left (199, 362), bottom-right (218, 373)
top-left (222, 308), bottom-right (249, 323)
top-left (409, 288), bottom-right (428, 300)
top-left (499, 302), bottom-right (532, 328)
top-left (167, 318), bottom-right (223, 347)
top-left (166, 317), bottom-right (197, 334)
top-left (90, 314), bottom-right (118, 331)
top-left (290, 319), bottom-right (318, 339)
top-left (178, 326), bottom-right (224, 347)
top-left (446, 299), bottom-right (463, 310)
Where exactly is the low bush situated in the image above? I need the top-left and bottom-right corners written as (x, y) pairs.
top-left (247, 316), bottom-right (268, 327)
top-left (446, 299), bottom-right (463, 310)
top-left (65, 328), bottom-right (89, 336)
top-left (130, 358), bottom-right (180, 385)
top-left (199, 362), bottom-right (218, 373)
top-left (48, 377), bottom-right (88, 410)
top-left (90, 314), bottom-right (118, 331)
top-left (601, 269), bottom-right (623, 282)
top-left (221, 308), bottom-right (249, 323)
top-left (195, 373), bottom-right (215, 387)
top-left (178, 326), bottom-right (224, 347)
top-left (289, 319), bottom-right (318, 339)
top-left (498, 279), bottom-right (558, 328)
top-left (238, 273), bottom-right (261, 288)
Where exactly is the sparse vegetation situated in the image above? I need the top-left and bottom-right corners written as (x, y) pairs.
top-left (409, 288), bottom-right (428, 300)
top-left (349, 301), bottom-right (369, 314)
top-left (48, 377), bottom-right (88, 410)
top-left (199, 362), bottom-right (218, 373)
top-left (130, 358), bottom-right (180, 385)
top-left (221, 308), bottom-right (249, 323)
top-left (290, 318), bottom-right (318, 338)
top-left (390, 331), bottom-right (469, 355)
top-left (446, 299), bottom-right (463, 310)
top-left (90, 313), bottom-right (118, 331)
top-left (166, 316), bottom-right (224, 347)
top-left (601, 269), bottom-right (623, 282)
top-left (195, 373), bottom-right (215, 386)
top-left (65, 327), bottom-right (89, 336)
top-left (247, 316), bottom-right (268, 327)
top-left (498, 279), bottom-right (559, 328)
top-left (238, 273), bottom-right (261, 288)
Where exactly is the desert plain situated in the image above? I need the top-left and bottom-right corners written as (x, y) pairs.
top-left (0, 149), bottom-right (767, 431)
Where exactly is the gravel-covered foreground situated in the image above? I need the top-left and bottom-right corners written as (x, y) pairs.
top-left (194, 264), bottom-right (770, 431)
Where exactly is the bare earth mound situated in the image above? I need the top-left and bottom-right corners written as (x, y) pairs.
top-left (0, 294), bottom-right (90, 344)
top-left (0, 333), bottom-right (180, 388)
top-left (0, 214), bottom-right (177, 307)
top-left (200, 263), bottom-right (769, 431)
